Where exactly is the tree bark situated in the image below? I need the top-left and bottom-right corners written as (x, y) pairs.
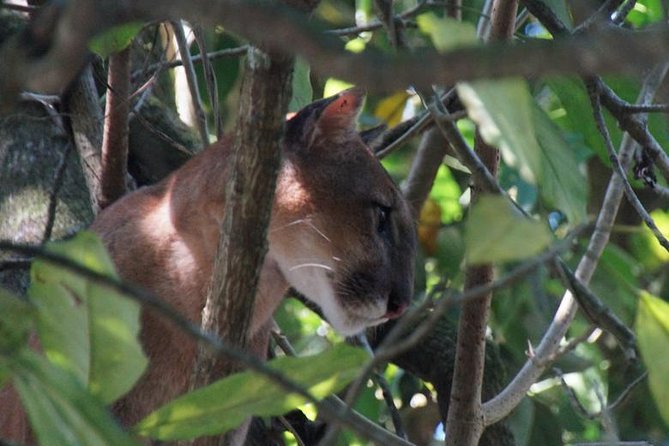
top-left (66, 64), bottom-right (103, 213)
top-left (445, 134), bottom-right (500, 446)
top-left (188, 46), bottom-right (293, 446)
top-left (445, 1), bottom-right (516, 444)
top-left (99, 47), bottom-right (131, 209)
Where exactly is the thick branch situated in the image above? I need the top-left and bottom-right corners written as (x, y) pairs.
top-left (66, 65), bottom-right (103, 214)
top-left (445, 0), bottom-right (513, 443)
top-left (99, 47), bottom-right (131, 209)
top-left (5, 0), bottom-right (669, 99)
top-left (188, 47), bottom-right (293, 446)
top-left (402, 128), bottom-right (449, 214)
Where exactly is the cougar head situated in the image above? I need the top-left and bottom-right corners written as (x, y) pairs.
top-left (269, 88), bottom-right (416, 335)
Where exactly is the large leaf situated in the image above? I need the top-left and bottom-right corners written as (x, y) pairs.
top-left (532, 106), bottom-right (587, 224)
top-left (546, 77), bottom-right (610, 162)
top-left (11, 349), bottom-right (141, 446)
top-left (28, 231), bottom-right (147, 404)
top-left (457, 79), bottom-right (540, 183)
top-left (417, 13), bottom-right (478, 51)
top-left (89, 22), bottom-right (143, 58)
top-left (465, 195), bottom-right (552, 264)
top-left (0, 288), bottom-right (34, 356)
top-left (288, 57), bottom-right (313, 112)
top-left (134, 344), bottom-right (369, 441)
top-left (636, 291), bottom-right (669, 426)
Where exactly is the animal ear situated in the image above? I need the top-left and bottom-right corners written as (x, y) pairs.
top-left (285, 87), bottom-right (365, 148)
top-left (316, 87), bottom-right (365, 133)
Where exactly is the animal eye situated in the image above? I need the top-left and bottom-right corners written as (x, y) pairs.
top-left (376, 205), bottom-right (391, 234)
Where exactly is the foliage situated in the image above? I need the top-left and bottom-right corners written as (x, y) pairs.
top-left (2, 0), bottom-right (669, 444)
top-left (0, 235), bottom-right (368, 445)
top-left (135, 344), bottom-right (369, 440)
top-left (89, 22), bottom-right (144, 57)
top-left (636, 292), bottom-right (669, 427)
top-left (29, 232), bottom-right (147, 404)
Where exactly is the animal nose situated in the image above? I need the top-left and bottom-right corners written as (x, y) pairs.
top-left (385, 300), bottom-right (408, 319)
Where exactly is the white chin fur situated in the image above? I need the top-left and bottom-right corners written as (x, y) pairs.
top-left (275, 255), bottom-right (385, 336)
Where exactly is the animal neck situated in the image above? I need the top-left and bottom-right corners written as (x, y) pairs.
top-left (165, 139), bottom-right (293, 335)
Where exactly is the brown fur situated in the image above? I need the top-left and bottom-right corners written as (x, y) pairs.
top-left (0, 89), bottom-right (416, 443)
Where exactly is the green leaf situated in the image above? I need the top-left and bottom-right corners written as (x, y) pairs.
top-left (417, 13), bottom-right (478, 51)
top-left (465, 195), bottom-right (552, 264)
top-left (11, 350), bottom-right (141, 446)
top-left (631, 210), bottom-right (669, 270)
top-left (29, 231), bottom-right (147, 404)
top-left (542, 0), bottom-right (572, 30)
top-left (636, 291), bottom-right (669, 427)
top-left (323, 78), bottom-right (354, 98)
top-left (0, 288), bottom-right (34, 356)
top-left (546, 77), bottom-right (607, 161)
top-left (289, 57), bottom-right (313, 112)
top-left (457, 79), bottom-right (540, 183)
top-left (431, 165), bottom-right (463, 224)
top-left (627, 0), bottom-right (664, 26)
top-left (135, 344), bottom-right (369, 441)
top-left (532, 106), bottom-right (587, 224)
top-left (89, 22), bottom-right (143, 58)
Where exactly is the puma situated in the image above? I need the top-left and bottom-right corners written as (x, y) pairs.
top-left (1, 88), bottom-right (416, 443)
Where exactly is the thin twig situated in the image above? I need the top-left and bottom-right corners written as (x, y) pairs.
top-left (588, 81), bottom-right (669, 254)
top-left (192, 25), bottom-right (222, 139)
top-left (574, 0), bottom-right (626, 32)
top-left (357, 335), bottom-right (406, 439)
top-left (533, 326), bottom-right (596, 368)
top-left (277, 416), bottom-right (307, 446)
top-left (428, 102), bottom-right (502, 194)
top-left (612, 0), bottom-right (638, 24)
top-left (142, 46), bottom-right (249, 74)
top-left (596, 81), bottom-right (669, 181)
top-left (42, 143), bottom-right (74, 243)
top-left (374, 88), bottom-right (463, 159)
top-left (172, 20), bottom-right (209, 145)
top-left (554, 367), bottom-right (597, 420)
top-left (608, 371), bottom-right (648, 412)
top-left (620, 103), bottom-right (669, 113)
top-left (272, 325), bottom-right (412, 446)
top-left (554, 259), bottom-right (637, 361)
top-left (327, 0), bottom-right (432, 36)
top-left (376, 112), bottom-right (429, 159)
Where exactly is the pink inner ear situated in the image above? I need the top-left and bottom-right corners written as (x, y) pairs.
top-left (320, 88), bottom-right (365, 129)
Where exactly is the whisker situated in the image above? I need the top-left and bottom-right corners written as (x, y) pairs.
top-left (303, 218), bottom-right (331, 242)
top-left (289, 263), bottom-right (335, 272)
top-left (270, 217), bottom-right (331, 243)
top-left (270, 219), bottom-right (307, 232)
